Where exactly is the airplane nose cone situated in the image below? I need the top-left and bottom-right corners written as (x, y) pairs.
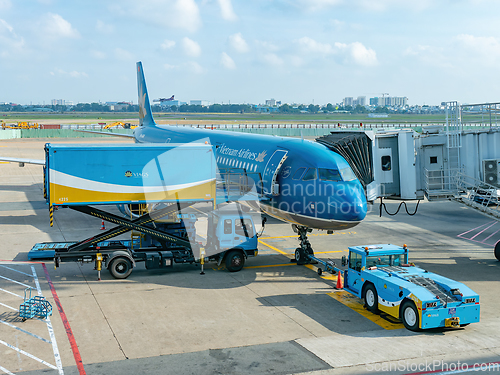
top-left (328, 182), bottom-right (367, 222)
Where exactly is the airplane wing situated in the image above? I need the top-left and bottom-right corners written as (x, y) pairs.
top-left (74, 130), bottom-right (136, 138)
top-left (0, 157), bottom-right (45, 165)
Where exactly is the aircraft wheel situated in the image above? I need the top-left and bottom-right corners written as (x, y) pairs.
top-left (364, 284), bottom-right (378, 313)
top-left (225, 250), bottom-right (245, 272)
top-left (109, 257), bottom-right (132, 279)
top-left (494, 241), bottom-right (500, 261)
top-left (295, 248), bottom-right (307, 265)
top-left (401, 301), bottom-right (420, 331)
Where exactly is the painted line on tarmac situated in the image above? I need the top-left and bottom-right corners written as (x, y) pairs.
top-left (0, 264), bottom-right (34, 277)
top-left (260, 237), bottom-right (402, 330)
top-left (261, 231), bottom-right (356, 240)
top-left (0, 274), bottom-right (33, 289)
top-left (0, 301), bottom-right (17, 311)
top-left (0, 364), bottom-right (15, 375)
top-left (32, 266), bottom-right (64, 375)
top-left (244, 263), bottom-right (296, 269)
top-left (0, 287), bottom-right (23, 299)
top-left (0, 319), bottom-right (51, 344)
top-left (327, 291), bottom-right (404, 330)
top-left (42, 263), bottom-right (86, 375)
top-left (258, 239), bottom-right (289, 255)
top-left (0, 338), bottom-right (58, 370)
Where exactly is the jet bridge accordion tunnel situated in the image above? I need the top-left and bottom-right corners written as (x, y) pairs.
top-left (316, 130), bottom-right (421, 202)
top-left (316, 132), bottom-right (374, 190)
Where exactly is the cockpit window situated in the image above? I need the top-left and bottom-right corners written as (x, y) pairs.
top-left (319, 169), bottom-right (342, 181)
top-left (302, 168), bottom-right (317, 181)
top-left (292, 167), bottom-right (306, 180)
top-left (339, 167), bottom-right (356, 181)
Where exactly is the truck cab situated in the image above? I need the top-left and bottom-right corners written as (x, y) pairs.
top-left (343, 244), bottom-right (480, 331)
top-left (207, 209), bottom-right (259, 272)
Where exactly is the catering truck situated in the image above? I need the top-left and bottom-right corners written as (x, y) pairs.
top-left (28, 143), bottom-right (264, 278)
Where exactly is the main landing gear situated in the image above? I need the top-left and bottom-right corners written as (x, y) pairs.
top-left (293, 225), bottom-right (314, 265)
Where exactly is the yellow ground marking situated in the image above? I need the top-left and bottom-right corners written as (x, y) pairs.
top-left (314, 250), bottom-right (345, 254)
top-left (0, 162), bottom-right (9, 164)
top-left (258, 239), bottom-right (288, 255)
top-left (328, 291), bottom-right (404, 330)
top-left (244, 263), bottom-right (296, 269)
top-left (259, 237), bottom-right (403, 330)
top-left (261, 232), bottom-right (356, 240)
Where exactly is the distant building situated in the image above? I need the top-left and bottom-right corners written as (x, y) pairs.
top-left (369, 96), bottom-right (408, 107)
top-left (265, 98), bottom-right (281, 107)
top-left (343, 96), bottom-right (365, 107)
top-left (51, 99), bottom-right (65, 106)
top-left (190, 100), bottom-right (210, 106)
top-left (106, 101), bottom-right (132, 111)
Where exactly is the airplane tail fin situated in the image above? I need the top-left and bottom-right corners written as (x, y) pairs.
top-left (136, 61), bottom-right (156, 127)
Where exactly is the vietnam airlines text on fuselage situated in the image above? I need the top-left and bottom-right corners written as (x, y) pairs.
top-left (133, 124), bottom-right (367, 231)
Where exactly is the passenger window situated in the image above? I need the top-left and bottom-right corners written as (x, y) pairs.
top-left (302, 168), bottom-right (317, 181)
top-left (381, 155), bottom-right (391, 171)
top-left (235, 219), bottom-right (254, 237)
top-left (292, 167), bottom-right (306, 180)
top-left (224, 219), bottom-right (232, 234)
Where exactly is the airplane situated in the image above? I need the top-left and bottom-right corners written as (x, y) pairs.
top-left (0, 62), bottom-right (367, 261)
top-left (153, 95), bottom-right (175, 103)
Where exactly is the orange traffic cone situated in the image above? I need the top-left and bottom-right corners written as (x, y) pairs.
top-left (100, 220), bottom-right (105, 230)
top-left (335, 273), bottom-right (343, 289)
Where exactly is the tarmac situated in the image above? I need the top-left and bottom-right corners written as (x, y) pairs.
top-left (1, 138), bottom-right (500, 374)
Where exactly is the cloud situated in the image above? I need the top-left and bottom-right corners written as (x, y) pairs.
top-left (403, 44), bottom-right (452, 69)
top-left (90, 50), bottom-right (106, 59)
top-left (220, 52), bottom-right (236, 69)
top-left (0, 0), bottom-right (11, 11)
top-left (0, 19), bottom-right (25, 56)
top-left (344, 41), bottom-right (377, 66)
top-left (114, 47), bottom-right (133, 60)
top-left (96, 20), bottom-right (114, 34)
top-left (262, 53), bottom-right (284, 67)
top-left (295, 37), bottom-right (377, 66)
top-left (186, 61), bottom-right (205, 74)
top-left (456, 34), bottom-right (500, 55)
top-left (50, 68), bottom-right (88, 78)
top-left (297, 0), bottom-right (342, 12)
top-left (182, 37), bottom-right (201, 57)
top-left (124, 0), bottom-right (201, 33)
top-left (39, 13), bottom-right (79, 39)
top-left (161, 39), bottom-right (176, 50)
top-left (218, 0), bottom-right (237, 21)
top-left (296, 36), bottom-right (333, 54)
top-left (228, 33), bottom-right (249, 53)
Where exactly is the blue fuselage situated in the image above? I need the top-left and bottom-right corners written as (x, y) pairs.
top-left (134, 124), bottom-right (367, 230)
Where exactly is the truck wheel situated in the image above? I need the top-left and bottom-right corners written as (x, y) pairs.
top-left (364, 284), bottom-right (378, 313)
top-left (109, 257), bottom-right (132, 279)
top-left (225, 250), bottom-right (245, 272)
top-left (494, 241), bottom-right (500, 261)
top-left (295, 248), bottom-right (306, 265)
top-left (401, 301), bottom-right (420, 331)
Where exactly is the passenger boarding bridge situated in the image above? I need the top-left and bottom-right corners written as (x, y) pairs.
top-left (317, 101), bottom-right (500, 259)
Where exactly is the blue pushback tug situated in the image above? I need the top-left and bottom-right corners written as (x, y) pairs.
top-left (339, 244), bottom-right (480, 330)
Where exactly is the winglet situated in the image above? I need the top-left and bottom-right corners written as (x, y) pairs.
top-left (137, 61), bottom-right (156, 127)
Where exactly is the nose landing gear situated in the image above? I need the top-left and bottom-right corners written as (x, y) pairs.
top-left (293, 224), bottom-right (314, 265)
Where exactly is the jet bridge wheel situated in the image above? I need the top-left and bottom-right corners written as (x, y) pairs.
top-left (401, 300), bottom-right (420, 331)
top-left (225, 250), bottom-right (245, 272)
top-left (109, 257), bottom-right (133, 279)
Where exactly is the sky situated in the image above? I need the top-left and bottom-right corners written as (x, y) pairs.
top-left (1, 0), bottom-right (500, 106)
